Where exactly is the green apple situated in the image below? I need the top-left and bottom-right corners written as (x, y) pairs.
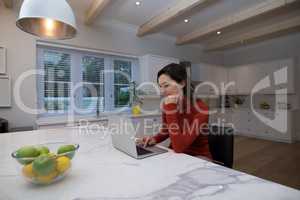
top-left (57, 145), bottom-right (76, 159)
top-left (36, 146), bottom-right (50, 155)
top-left (32, 155), bottom-right (56, 176)
top-left (15, 146), bottom-right (40, 165)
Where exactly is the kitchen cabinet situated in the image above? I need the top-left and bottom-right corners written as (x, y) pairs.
top-left (260, 110), bottom-right (294, 142)
top-left (231, 109), bottom-right (294, 143)
top-left (257, 59), bottom-right (295, 94)
top-left (139, 54), bottom-right (179, 96)
top-left (238, 65), bottom-right (260, 95)
top-left (139, 54), bottom-right (179, 83)
top-left (278, 59), bottom-right (295, 94)
top-left (227, 67), bottom-right (238, 95)
top-left (192, 63), bottom-right (212, 94)
top-left (0, 47), bottom-right (6, 75)
top-left (211, 66), bottom-right (228, 93)
top-left (228, 63), bottom-right (272, 95)
top-left (209, 109), bottom-right (234, 128)
top-left (231, 110), bottom-right (249, 133)
top-left (227, 58), bottom-right (295, 95)
top-left (194, 58), bottom-right (295, 95)
top-left (192, 63), bottom-right (227, 95)
top-left (192, 63), bottom-right (211, 82)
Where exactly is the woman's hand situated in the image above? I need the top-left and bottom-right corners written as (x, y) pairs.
top-left (164, 95), bottom-right (180, 105)
top-left (136, 136), bottom-right (157, 147)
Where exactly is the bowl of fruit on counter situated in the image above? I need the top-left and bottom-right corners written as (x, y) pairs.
top-left (11, 142), bottom-right (79, 185)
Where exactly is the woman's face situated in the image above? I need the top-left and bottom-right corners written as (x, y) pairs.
top-left (158, 74), bottom-right (185, 97)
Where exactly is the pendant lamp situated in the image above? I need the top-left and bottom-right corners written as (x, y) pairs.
top-left (16, 0), bottom-right (77, 40)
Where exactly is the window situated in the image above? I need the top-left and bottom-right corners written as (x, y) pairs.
top-left (37, 45), bottom-right (138, 117)
top-left (114, 60), bottom-right (132, 107)
top-left (43, 50), bottom-right (71, 113)
top-left (81, 56), bottom-right (105, 112)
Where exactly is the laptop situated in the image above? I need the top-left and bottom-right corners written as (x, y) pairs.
top-left (109, 115), bottom-right (168, 159)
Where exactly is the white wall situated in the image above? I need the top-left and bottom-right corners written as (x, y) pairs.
top-left (0, 7), bottom-right (223, 129)
top-left (223, 33), bottom-right (300, 141)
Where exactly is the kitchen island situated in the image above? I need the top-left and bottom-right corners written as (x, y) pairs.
top-left (0, 127), bottom-right (299, 200)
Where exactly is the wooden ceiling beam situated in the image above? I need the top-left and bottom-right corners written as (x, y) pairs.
top-left (137, 0), bottom-right (210, 37)
top-left (85, 0), bottom-right (111, 25)
top-left (2, 0), bottom-right (13, 8)
top-left (176, 0), bottom-right (298, 45)
top-left (204, 14), bottom-right (300, 51)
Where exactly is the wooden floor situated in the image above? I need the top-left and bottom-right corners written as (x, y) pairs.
top-left (233, 136), bottom-right (300, 190)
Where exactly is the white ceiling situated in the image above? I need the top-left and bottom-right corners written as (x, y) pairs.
top-left (68, 0), bottom-right (268, 37)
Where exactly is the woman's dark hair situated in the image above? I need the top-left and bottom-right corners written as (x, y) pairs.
top-left (157, 63), bottom-right (194, 99)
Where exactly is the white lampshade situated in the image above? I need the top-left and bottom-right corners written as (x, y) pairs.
top-left (16, 0), bottom-right (77, 40)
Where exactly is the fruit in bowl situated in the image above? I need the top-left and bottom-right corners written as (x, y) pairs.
top-left (11, 143), bottom-right (79, 185)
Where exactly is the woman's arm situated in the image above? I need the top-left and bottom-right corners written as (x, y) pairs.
top-left (164, 102), bottom-right (209, 153)
top-left (153, 113), bottom-right (169, 143)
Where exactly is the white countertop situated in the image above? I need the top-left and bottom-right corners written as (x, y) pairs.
top-left (211, 107), bottom-right (299, 112)
top-left (0, 128), bottom-right (299, 200)
top-left (36, 112), bottom-right (162, 126)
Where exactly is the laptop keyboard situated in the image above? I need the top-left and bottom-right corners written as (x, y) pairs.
top-left (136, 146), bottom-right (153, 155)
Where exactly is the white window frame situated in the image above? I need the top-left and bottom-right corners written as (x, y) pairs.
top-left (110, 55), bottom-right (139, 111)
top-left (37, 45), bottom-right (139, 118)
top-left (37, 47), bottom-right (74, 117)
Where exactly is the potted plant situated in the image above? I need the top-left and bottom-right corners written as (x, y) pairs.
top-left (232, 96), bottom-right (245, 109)
top-left (260, 101), bottom-right (270, 110)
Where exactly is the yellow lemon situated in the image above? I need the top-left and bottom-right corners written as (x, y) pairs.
top-left (56, 156), bottom-right (71, 174)
top-left (132, 105), bottom-right (141, 115)
top-left (22, 163), bottom-right (36, 178)
top-left (36, 170), bottom-right (58, 184)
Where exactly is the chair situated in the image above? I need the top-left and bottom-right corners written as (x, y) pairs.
top-left (0, 118), bottom-right (8, 133)
top-left (208, 125), bottom-right (234, 168)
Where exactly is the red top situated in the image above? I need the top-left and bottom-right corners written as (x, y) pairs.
top-left (153, 98), bottom-right (212, 160)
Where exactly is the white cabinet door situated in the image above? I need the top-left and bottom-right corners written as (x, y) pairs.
top-left (0, 47), bottom-right (6, 74)
top-left (266, 111), bottom-right (293, 142)
top-left (139, 55), bottom-right (179, 95)
top-left (192, 63), bottom-right (213, 94)
top-left (248, 110), bottom-right (268, 136)
top-left (227, 67), bottom-right (238, 95)
top-left (257, 60), bottom-right (279, 94)
top-left (240, 59), bottom-right (295, 95)
top-left (227, 58), bottom-right (295, 95)
top-left (228, 65), bottom-right (259, 95)
top-left (235, 65), bottom-right (252, 94)
top-left (231, 110), bottom-right (248, 133)
top-left (192, 63), bottom-right (212, 82)
top-left (192, 64), bottom-right (228, 95)
top-left (255, 59), bottom-right (295, 94)
top-left (279, 59), bottom-right (295, 94)
top-left (139, 55), bottom-right (179, 83)
top-left (233, 64), bottom-right (263, 95)
top-left (211, 66), bottom-right (228, 94)
top-left (232, 109), bottom-right (294, 143)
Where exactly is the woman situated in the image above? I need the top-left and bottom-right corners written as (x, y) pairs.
top-left (140, 63), bottom-right (212, 160)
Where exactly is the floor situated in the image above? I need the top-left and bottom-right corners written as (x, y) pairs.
top-left (233, 136), bottom-right (300, 190)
